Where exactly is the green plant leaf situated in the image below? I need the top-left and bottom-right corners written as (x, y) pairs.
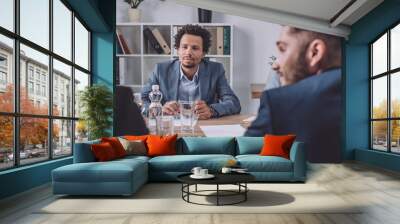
top-left (79, 84), bottom-right (113, 140)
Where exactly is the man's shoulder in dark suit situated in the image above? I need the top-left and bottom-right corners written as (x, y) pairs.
top-left (267, 68), bottom-right (341, 105)
top-left (245, 68), bottom-right (342, 163)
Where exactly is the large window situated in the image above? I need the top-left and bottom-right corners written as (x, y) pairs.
top-left (370, 23), bottom-right (400, 154)
top-left (0, 0), bottom-right (91, 171)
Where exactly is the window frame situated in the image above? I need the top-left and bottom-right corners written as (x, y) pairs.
top-left (0, 0), bottom-right (92, 171)
top-left (0, 53), bottom-right (7, 89)
top-left (0, 71), bottom-right (7, 86)
top-left (370, 20), bottom-right (400, 154)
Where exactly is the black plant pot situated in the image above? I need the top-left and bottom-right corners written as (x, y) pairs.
top-left (198, 8), bottom-right (212, 23)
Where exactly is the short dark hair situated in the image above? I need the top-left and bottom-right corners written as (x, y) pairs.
top-left (287, 27), bottom-right (342, 67)
top-left (174, 24), bottom-right (211, 53)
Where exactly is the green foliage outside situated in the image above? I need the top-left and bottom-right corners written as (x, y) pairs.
top-left (79, 84), bottom-right (113, 140)
top-left (372, 99), bottom-right (400, 144)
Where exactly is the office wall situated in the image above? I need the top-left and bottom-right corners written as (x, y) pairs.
top-left (0, 158), bottom-right (72, 199)
top-left (213, 14), bottom-right (280, 115)
top-left (345, 0), bottom-right (400, 170)
top-left (117, 0), bottom-right (281, 114)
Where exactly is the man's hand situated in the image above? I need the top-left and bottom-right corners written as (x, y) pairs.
top-left (162, 101), bottom-right (179, 115)
top-left (194, 100), bottom-right (212, 120)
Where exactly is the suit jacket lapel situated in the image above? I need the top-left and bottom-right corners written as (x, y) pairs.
top-left (198, 61), bottom-right (209, 101)
top-left (169, 60), bottom-right (180, 101)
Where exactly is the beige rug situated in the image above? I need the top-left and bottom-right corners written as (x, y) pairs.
top-left (38, 183), bottom-right (361, 214)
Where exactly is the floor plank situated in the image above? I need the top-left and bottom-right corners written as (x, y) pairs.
top-left (1, 162), bottom-right (400, 224)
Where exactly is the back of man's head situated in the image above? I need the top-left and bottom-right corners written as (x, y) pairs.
top-left (287, 27), bottom-right (342, 71)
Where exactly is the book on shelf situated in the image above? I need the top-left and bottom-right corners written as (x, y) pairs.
top-left (173, 26), bottom-right (183, 35)
top-left (223, 26), bottom-right (231, 55)
top-left (216, 27), bottom-right (224, 55)
top-left (117, 58), bottom-right (126, 85)
top-left (116, 28), bottom-right (132, 54)
top-left (207, 27), bottom-right (218, 55)
top-left (116, 38), bottom-right (123, 54)
top-left (143, 27), bottom-right (163, 54)
top-left (172, 26), bottom-right (182, 55)
top-left (151, 28), bottom-right (171, 54)
top-left (116, 58), bottom-right (120, 85)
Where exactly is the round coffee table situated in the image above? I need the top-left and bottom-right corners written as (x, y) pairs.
top-left (177, 173), bottom-right (255, 206)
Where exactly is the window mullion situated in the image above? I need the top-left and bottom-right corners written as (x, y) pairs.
top-left (49, 0), bottom-right (54, 160)
top-left (13, 0), bottom-right (21, 167)
top-left (388, 30), bottom-right (391, 152)
top-left (370, 45), bottom-right (373, 149)
top-left (71, 10), bottom-right (76, 154)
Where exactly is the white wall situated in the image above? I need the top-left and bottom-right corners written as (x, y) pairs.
top-left (117, 0), bottom-right (281, 114)
top-left (212, 13), bottom-right (281, 113)
top-left (117, 0), bottom-right (197, 23)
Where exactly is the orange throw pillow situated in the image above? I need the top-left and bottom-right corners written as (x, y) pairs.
top-left (146, 135), bottom-right (177, 157)
top-left (101, 137), bottom-right (126, 158)
top-left (124, 135), bottom-right (148, 142)
top-left (260, 134), bottom-right (296, 159)
top-left (91, 142), bottom-right (117, 161)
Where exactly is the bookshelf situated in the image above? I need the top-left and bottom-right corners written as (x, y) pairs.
top-left (116, 23), bottom-right (233, 93)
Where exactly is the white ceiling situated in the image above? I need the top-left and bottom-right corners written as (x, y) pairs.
top-left (224, 0), bottom-right (352, 23)
top-left (172, 0), bottom-right (384, 38)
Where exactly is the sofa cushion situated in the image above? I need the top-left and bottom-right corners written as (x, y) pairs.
top-left (236, 155), bottom-right (293, 172)
top-left (91, 142), bottom-right (118, 161)
top-left (260, 134), bottom-right (296, 159)
top-left (101, 137), bottom-right (127, 158)
top-left (124, 135), bottom-right (148, 142)
top-left (74, 140), bottom-right (100, 163)
top-left (236, 137), bottom-right (263, 155)
top-left (147, 135), bottom-right (178, 157)
top-left (118, 137), bottom-right (147, 156)
top-left (180, 137), bottom-right (235, 155)
top-left (148, 154), bottom-right (235, 172)
top-left (115, 155), bottom-right (150, 163)
top-left (53, 159), bottom-right (147, 183)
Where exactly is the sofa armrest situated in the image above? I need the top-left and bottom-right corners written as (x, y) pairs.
top-left (73, 140), bottom-right (100, 163)
top-left (289, 141), bottom-right (306, 181)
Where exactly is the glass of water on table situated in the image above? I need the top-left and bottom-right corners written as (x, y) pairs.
top-left (133, 92), bottom-right (146, 116)
top-left (179, 100), bottom-right (194, 132)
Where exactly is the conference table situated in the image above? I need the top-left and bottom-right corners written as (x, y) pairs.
top-left (175, 114), bottom-right (253, 137)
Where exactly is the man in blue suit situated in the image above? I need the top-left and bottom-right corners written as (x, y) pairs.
top-left (141, 25), bottom-right (240, 120)
top-left (245, 26), bottom-right (342, 163)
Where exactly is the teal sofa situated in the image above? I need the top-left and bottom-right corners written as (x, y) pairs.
top-left (52, 137), bottom-right (306, 196)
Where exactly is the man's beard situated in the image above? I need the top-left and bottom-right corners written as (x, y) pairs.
top-left (182, 62), bottom-right (196, 69)
top-left (283, 48), bottom-right (312, 85)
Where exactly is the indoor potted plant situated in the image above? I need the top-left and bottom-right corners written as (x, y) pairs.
top-left (79, 84), bottom-right (113, 140)
top-left (125, 0), bottom-right (144, 22)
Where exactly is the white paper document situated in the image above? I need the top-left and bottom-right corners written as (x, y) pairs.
top-left (200, 124), bottom-right (246, 137)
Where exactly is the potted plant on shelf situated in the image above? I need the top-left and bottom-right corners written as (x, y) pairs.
top-left (79, 84), bottom-right (113, 140)
top-left (125, 0), bottom-right (144, 22)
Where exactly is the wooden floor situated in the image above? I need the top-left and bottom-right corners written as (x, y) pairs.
top-left (1, 162), bottom-right (400, 224)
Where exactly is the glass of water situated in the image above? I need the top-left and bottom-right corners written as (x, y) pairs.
top-left (179, 100), bottom-right (194, 132)
top-left (133, 92), bottom-right (146, 116)
top-left (192, 103), bottom-right (199, 128)
top-left (161, 115), bottom-right (174, 135)
top-left (189, 92), bottom-right (199, 129)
